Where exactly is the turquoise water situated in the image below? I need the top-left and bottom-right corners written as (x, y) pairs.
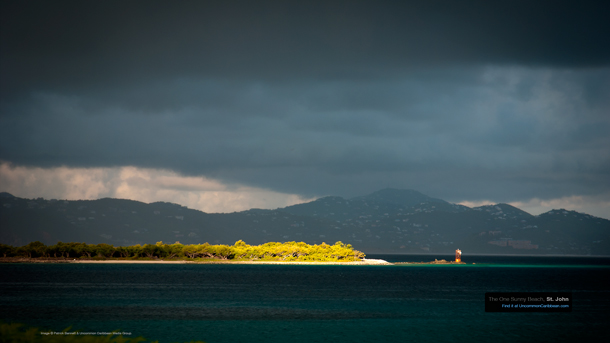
top-left (1, 255), bottom-right (608, 342)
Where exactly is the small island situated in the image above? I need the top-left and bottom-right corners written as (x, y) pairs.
top-left (394, 259), bottom-right (467, 265)
top-left (0, 240), bottom-right (393, 264)
top-left (394, 250), bottom-right (467, 265)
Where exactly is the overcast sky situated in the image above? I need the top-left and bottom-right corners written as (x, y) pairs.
top-left (1, 0), bottom-right (609, 218)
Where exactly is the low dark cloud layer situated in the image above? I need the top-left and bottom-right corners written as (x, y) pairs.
top-left (1, 1), bottom-right (609, 209)
top-left (3, 0), bottom-right (609, 92)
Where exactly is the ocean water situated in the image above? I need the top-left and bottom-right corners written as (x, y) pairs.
top-left (1, 255), bottom-right (608, 343)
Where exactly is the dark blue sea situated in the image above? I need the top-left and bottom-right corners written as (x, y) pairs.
top-left (1, 255), bottom-right (609, 343)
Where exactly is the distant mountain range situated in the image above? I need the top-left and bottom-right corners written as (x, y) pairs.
top-left (1, 189), bottom-right (608, 255)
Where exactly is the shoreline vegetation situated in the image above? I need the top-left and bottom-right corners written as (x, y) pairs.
top-left (0, 240), bottom-right (387, 264)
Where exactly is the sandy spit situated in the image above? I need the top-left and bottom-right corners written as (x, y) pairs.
top-left (74, 259), bottom-right (392, 265)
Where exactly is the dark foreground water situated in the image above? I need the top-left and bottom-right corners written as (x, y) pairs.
top-left (1, 255), bottom-right (609, 343)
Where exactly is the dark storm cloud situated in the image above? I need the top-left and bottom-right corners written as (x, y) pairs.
top-left (1, 0), bottom-right (610, 206)
top-left (2, 0), bottom-right (609, 94)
